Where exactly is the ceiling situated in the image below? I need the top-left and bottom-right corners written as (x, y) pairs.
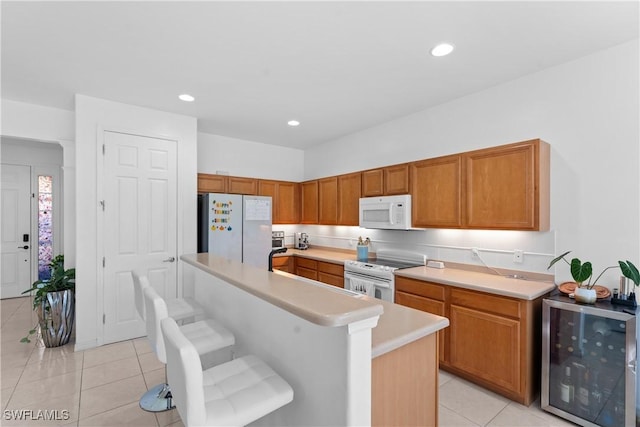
top-left (2, 1), bottom-right (638, 149)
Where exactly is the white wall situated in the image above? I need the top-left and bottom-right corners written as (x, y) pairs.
top-left (303, 39), bottom-right (640, 289)
top-left (198, 132), bottom-right (304, 182)
top-left (1, 99), bottom-right (74, 142)
top-left (0, 100), bottom-right (77, 266)
top-left (74, 95), bottom-right (197, 350)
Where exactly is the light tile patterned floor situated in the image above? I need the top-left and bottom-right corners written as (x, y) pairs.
top-left (1, 297), bottom-right (574, 426)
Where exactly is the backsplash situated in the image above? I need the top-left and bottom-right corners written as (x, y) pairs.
top-left (275, 224), bottom-right (556, 275)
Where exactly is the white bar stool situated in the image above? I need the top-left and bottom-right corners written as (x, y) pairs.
top-left (141, 285), bottom-right (235, 412)
top-left (161, 317), bottom-right (294, 427)
top-left (132, 270), bottom-right (205, 323)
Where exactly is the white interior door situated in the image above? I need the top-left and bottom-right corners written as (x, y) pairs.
top-left (1, 164), bottom-right (32, 299)
top-left (102, 131), bottom-right (177, 343)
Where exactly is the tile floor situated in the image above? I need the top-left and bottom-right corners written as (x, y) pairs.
top-left (1, 297), bottom-right (575, 426)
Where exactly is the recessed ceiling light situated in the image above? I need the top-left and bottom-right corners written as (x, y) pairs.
top-left (430, 43), bottom-right (454, 57)
top-left (287, 120), bottom-right (300, 127)
top-left (178, 94), bottom-right (195, 102)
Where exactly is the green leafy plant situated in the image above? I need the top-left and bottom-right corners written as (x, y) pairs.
top-left (20, 255), bottom-right (75, 343)
top-left (619, 260), bottom-right (640, 287)
top-left (548, 251), bottom-right (639, 290)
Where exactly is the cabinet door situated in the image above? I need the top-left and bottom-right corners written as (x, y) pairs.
top-left (300, 180), bottom-right (319, 224)
top-left (228, 177), bottom-right (258, 195)
top-left (449, 305), bottom-right (521, 395)
top-left (271, 256), bottom-right (291, 273)
top-left (277, 182), bottom-right (300, 224)
top-left (410, 155), bottom-right (464, 228)
top-left (384, 164), bottom-right (409, 195)
top-left (318, 272), bottom-right (343, 287)
top-left (318, 177), bottom-right (338, 225)
top-left (197, 173), bottom-right (227, 193)
top-left (296, 266), bottom-right (318, 280)
top-left (395, 291), bottom-right (446, 363)
top-left (258, 180), bottom-right (278, 222)
top-left (338, 172), bottom-right (361, 225)
top-left (362, 169), bottom-right (384, 197)
top-left (465, 139), bottom-right (549, 230)
top-left (259, 180), bottom-right (299, 224)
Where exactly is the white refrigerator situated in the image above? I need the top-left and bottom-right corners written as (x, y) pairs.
top-left (199, 193), bottom-right (272, 269)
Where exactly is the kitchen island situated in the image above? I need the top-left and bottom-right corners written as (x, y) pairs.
top-left (181, 253), bottom-right (449, 426)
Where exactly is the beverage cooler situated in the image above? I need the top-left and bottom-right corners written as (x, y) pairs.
top-left (541, 296), bottom-right (638, 426)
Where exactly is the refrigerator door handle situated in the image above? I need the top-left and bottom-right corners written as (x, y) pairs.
top-left (162, 256), bottom-right (176, 263)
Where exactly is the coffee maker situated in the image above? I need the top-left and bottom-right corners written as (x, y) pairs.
top-left (294, 232), bottom-right (309, 250)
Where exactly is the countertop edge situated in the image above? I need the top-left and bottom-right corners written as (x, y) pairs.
top-left (181, 254), bottom-right (384, 327)
top-left (372, 317), bottom-right (449, 358)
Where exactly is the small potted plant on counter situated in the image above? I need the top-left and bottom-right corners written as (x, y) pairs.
top-left (548, 251), bottom-right (639, 304)
top-left (21, 255), bottom-right (75, 347)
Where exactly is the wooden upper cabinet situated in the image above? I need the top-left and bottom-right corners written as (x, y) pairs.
top-left (337, 172), bottom-right (361, 226)
top-left (258, 180), bottom-right (300, 224)
top-left (362, 165), bottom-right (409, 197)
top-left (318, 177), bottom-right (338, 225)
top-left (277, 181), bottom-right (300, 224)
top-left (411, 155), bottom-right (464, 228)
top-left (465, 139), bottom-right (549, 230)
top-left (228, 176), bottom-right (258, 195)
top-left (197, 173), bottom-right (227, 193)
top-left (384, 164), bottom-right (410, 195)
top-left (362, 169), bottom-right (384, 197)
top-left (300, 180), bottom-right (319, 224)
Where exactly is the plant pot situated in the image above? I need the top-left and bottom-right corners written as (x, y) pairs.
top-left (574, 287), bottom-right (597, 304)
top-left (36, 289), bottom-right (75, 347)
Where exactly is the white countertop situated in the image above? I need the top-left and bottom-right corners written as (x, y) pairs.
top-left (395, 266), bottom-right (556, 300)
top-left (182, 253), bottom-right (383, 327)
top-left (182, 253), bottom-right (449, 358)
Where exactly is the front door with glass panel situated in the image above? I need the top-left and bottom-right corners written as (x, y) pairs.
top-left (1, 164), bottom-right (32, 298)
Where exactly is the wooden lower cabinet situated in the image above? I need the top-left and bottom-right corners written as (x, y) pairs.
top-left (294, 257), bottom-right (344, 287)
top-left (372, 333), bottom-right (438, 426)
top-left (271, 256), bottom-right (292, 273)
top-left (317, 261), bottom-right (344, 287)
top-left (295, 257), bottom-right (318, 280)
top-left (395, 276), bottom-right (544, 405)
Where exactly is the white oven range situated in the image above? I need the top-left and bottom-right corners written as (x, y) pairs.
top-left (343, 250), bottom-right (425, 302)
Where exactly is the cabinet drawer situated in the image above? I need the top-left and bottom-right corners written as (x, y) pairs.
top-left (296, 257), bottom-right (317, 270)
top-left (318, 272), bottom-right (343, 288)
top-left (395, 277), bottom-right (445, 301)
top-left (296, 266), bottom-right (317, 281)
top-left (317, 261), bottom-right (344, 276)
top-left (451, 288), bottom-right (521, 319)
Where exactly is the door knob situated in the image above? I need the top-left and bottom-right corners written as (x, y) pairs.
top-left (162, 256), bottom-right (176, 263)
top-left (17, 245), bottom-right (29, 250)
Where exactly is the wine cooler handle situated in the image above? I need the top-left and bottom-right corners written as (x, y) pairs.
top-left (629, 359), bottom-right (637, 375)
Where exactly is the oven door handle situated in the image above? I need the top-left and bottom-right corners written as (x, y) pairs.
top-left (344, 272), bottom-right (392, 288)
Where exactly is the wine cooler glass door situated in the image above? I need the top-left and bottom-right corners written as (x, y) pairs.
top-left (542, 299), bottom-right (636, 427)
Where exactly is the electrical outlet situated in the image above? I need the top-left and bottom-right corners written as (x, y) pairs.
top-left (513, 250), bottom-right (524, 263)
top-left (471, 248), bottom-right (479, 258)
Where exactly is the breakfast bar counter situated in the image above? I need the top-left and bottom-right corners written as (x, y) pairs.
top-left (181, 253), bottom-right (448, 426)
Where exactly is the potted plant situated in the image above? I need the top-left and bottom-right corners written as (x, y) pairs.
top-left (548, 251), bottom-right (639, 303)
top-left (21, 255), bottom-right (76, 347)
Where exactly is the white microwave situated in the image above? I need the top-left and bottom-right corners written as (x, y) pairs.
top-left (359, 195), bottom-right (413, 230)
